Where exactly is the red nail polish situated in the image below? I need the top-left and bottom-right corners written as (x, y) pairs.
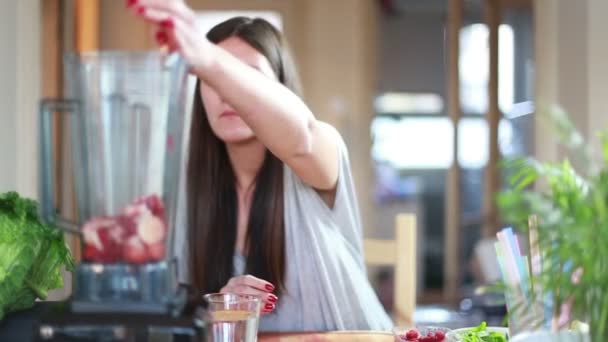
top-left (126, 0), bottom-right (137, 8)
top-left (265, 284), bottom-right (274, 291)
top-left (268, 295), bottom-right (278, 303)
top-left (160, 19), bottom-right (174, 29)
top-left (155, 31), bottom-right (168, 44)
top-left (136, 6), bottom-right (145, 15)
top-left (265, 303), bottom-right (274, 310)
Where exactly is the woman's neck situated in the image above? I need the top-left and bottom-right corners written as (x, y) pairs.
top-left (225, 140), bottom-right (266, 193)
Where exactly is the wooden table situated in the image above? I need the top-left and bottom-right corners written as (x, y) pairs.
top-left (260, 330), bottom-right (394, 342)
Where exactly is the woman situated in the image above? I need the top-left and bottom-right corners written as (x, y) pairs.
top-left (129, 0), bottom-right (393, 331)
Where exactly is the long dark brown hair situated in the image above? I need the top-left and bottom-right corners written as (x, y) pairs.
top-left (187, 17), bottom-right (301, 297)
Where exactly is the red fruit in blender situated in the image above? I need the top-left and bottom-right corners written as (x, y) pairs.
top-left (108, 224), bottom-right (126, 243)
top-left (83, 244), bottom-right (102, 262)
top-left (143, 194), bottom-right (165, 220)
top-left (435, 331), bottom-right (445, 341)
top-left (97, 226), bottom-right (121, 263)
top-left (147, 242), bottom-right (166, 261)
top-left (82, 217), bottom-right (123, 262)
top-left (123, 235), bottom-right (148, 264)
top-left (137, 214), bottom-right (166, 245)
top-left (82, 217), bottom-right (114, 251)
top-left (81, 195), bottom-right (168, 264)
top-left (116, 214), bottom-right (138, 237)
top-left (123, 202), bottom-right (147, 218)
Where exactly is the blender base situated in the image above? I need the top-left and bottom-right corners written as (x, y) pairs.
top-left (72, 262), bottom-right (185, 315)
top-left (36, 301), bottom-right (201, 342)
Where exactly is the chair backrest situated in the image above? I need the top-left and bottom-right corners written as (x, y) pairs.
top-left (364, 213), bottom-right (417, 326)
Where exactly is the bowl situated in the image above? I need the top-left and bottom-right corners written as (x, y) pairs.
top-left (510, 330), bottom-right (589, 342)
top-left (445, 326), bottom-right (509, 341)
top-left (393, 325), bottom-right (452, 341)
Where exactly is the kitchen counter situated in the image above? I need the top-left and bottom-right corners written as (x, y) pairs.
top-left (1, 302), bottom-right (394, 342)
top-left (0, 301), bottom-right (198, 341)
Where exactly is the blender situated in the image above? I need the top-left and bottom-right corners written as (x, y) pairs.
top-left (37, 51), bottom-right (198, 340)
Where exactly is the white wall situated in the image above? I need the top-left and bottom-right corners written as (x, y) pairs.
top-left (0, 0), bottom-right (41, 198)
top-left (587, 0), bottom-right (608, 163)
top-left (535, 0), bottom-right (608, 166)
top-left (377, 10), bottom-right (446, 97)
top-left (0, 1), bottom-right (18, 193)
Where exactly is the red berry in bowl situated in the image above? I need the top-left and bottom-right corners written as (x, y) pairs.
top-left (435, 331), bottom-right (445, 341)
top-left (405, 329), bottom-right (419, 340)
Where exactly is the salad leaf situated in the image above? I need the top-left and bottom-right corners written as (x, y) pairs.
top-left (0, 192), bottom-right (74, 320)
top-left (457, 322), bottom-right (509, 342)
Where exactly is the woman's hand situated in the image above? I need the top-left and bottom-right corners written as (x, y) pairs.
top-left (126, 0), bottom-right (214, 73)
top-left (220, 275), bottom-right (278, 314)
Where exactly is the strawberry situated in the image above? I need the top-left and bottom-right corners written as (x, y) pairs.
top-left (143, 194), bottom-right (165, 221)
top-left (123, 235), bottom-right (148, 264)
top-left (97, 226), bottom-right (121, 263)
top-left (82, 217), bottom-right (114, 251)
top-left (116, 214), bottom-right (138, 237)
top-left (83, 244), bottom-right (103, 262)
top-left (147, 242), bottom-right (166, 261)
top-left (123, 203), bottom-right (147, 217)
top-left (435, 331), bottom-right (445, 341)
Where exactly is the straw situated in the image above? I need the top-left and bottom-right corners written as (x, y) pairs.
top-left (528, 216), bottom-right (553, 329)
top-left (494, 242), bottom-right (510, 284)
top-left (496, 230), bottom-right (521, 286)
top-left (495, 240), bottom-right (531, 335)
top-left (494, 225), bottom-right (551, 334)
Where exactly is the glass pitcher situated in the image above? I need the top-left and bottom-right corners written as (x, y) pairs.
top-left (39, 51), bottom-right (189, 313)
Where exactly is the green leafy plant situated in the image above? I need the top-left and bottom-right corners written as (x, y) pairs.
top-left (0, 191), bottom-right (74, 320)
top-left (497, 108), bottom-right (608, 341)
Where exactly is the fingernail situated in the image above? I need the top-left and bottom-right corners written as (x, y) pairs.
top-left (125, 0), bottom-right (137, 8)
top-left (155, 31), bottom-right (168, 44)
top-left (264, 303), bottom-right (275, 311)
top-left (268, 294), bottom-right (278, 303)
top-left (160, 19), bottom-right (174, 29)
top-left (136, 6), bottom-right (145, 15)
top-left (265, 284), bottom-right (274, 291)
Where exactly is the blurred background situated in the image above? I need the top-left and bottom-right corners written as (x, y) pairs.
top-left (1, 0), bottom-right (607, 327)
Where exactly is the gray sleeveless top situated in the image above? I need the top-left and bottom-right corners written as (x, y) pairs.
top-left (175, 137), bottom-right (393, 332)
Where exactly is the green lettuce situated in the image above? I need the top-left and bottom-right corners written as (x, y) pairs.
top-left (457, 322), bottom-right (509, 342)
top-left (0, 191), bottom-right (74, 320)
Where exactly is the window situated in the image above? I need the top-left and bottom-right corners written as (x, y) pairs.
top-left (460, 23), bottom-right (514, 115)
top-left (371, 116), bottom-right (514, 170)
top-left (374, 92), bottom-right (444, 114)
top-left (457, 118), bottom-right (514, 169)
top-left (372, 116), bottom-right (453, 169)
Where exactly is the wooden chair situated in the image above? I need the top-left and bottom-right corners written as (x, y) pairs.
top-left (364, 213), bottom-right (417, 326)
